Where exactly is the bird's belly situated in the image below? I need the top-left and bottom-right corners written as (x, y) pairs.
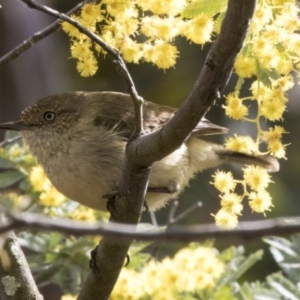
top-left (147, 144), bottom-right (192, 210)
top-left (42, 143), bottom-right (192, 212)
top-left (43, 153), bottom-right (120, 211)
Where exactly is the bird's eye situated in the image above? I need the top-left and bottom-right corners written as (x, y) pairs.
top-left (43, 112), bottom-right (56, 122)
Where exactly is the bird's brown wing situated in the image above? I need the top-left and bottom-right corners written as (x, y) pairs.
top-left (142, 100), bottom-right (229, 136)
top-left (217, 149), bottom-right (280, 173)
top-left (91, 92), bottom-right (228, 139)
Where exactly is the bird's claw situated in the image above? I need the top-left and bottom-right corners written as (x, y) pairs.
top-left (103, 190), bottom-right (120, 216)
top-left (124, 254), bottom-right (130, 267)
top-left (142, 201), bottom-right (149, 214)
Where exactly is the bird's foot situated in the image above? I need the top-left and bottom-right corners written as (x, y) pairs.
top-left (147, 181), bottom-right (178, 194)
top-left (124, 254), bottom-right (130, 267)
top-left (142, 201), bottom-right (149, 214)
top-left (103, 190), bottom-right (120, 216)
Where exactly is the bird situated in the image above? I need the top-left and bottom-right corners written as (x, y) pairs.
top-left (0, 91), bottom-right (279, 211)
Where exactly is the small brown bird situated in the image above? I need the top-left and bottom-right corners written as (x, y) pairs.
top-left (0, 92), bottom-right (279, 211)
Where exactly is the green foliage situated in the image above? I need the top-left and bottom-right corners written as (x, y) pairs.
top-left (212, 286), bottom-right (238, 300)
top-left (181, 0), bottom-right (227, 18)
top-left (210, 246), bottom-right (263, 299)
top-left (0, 170), bottom-right (24, 189)
top-left (267, 273), bottom-right (300, 300)
top-left (0, 136), bottom-right (36, 200)
top-left (1, 139), bottom-right (300, 298)
top-left (238, 281), bottom-right (281, 300)
top-left (264, 235), bottom-right (300, 282)
top-left (232, 235), bottom-right (300, 300)
top-left (255, 59), bottom-right (281, 88)
top-left (0, 156), bottom-right (16, 169)
top-left (18, 232), bottom-right (95, 293)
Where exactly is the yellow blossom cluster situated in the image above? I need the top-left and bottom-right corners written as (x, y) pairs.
top-left (111, 246), bottom-right (225, 299)
top-left (224, 77), bottom-right (290, 160)
top-left (226, 0), bottom-right (298, 159)
top-left (61, 1), bottom-right (216, 75)
top-left (29, 166), bottom-right (100, 221)
top-left (212, 165), bottom-right (274, 229)
top-left (61, 295), bottom-right (77, 300)
top-left (29, 166), bottom-right (66, 207)
top-left (0, 143), bottom-right (35, 171)
top-left (69, 205), bottom-right (96, 222)
top-left (216, 0), bottom-right (300, 228)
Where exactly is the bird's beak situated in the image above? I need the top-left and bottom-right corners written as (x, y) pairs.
top-left (0, 120), bottom-right (29, 131)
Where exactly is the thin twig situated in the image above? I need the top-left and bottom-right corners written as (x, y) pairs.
top-left (153, 201), bottom-right (202, 258)
top-left (149, 211), bottom-right (158, 227)
top-left (20, 0), bottom-right (144, 134)
top-left (0, 213), bottom-right (42, 300)
top-left (1, 210), bottom-right (300, 242)
top-left (170, 201), bottom-right (203, 226)
top-left (0, 1), bottom-right (86, 68)
top-left (167, 200), bottom-right (179, 225)
top-left (0, 136), bottom-right (22, 148)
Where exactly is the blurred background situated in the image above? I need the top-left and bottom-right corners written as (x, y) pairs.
top-left (0, 0), bottom-right (300, 299)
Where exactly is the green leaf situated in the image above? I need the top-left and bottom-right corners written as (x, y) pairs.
top-left (255, 60), bottom-right (281, 87)
top-left (18, 179), bottom-right (32, 193)
top-left (0, 156), bottom-right (15, 169)
top-left (238, 281), bottom-right (283, 299)
top-left (263, 236), bottom-right (297, 257)
top-left (267, 273), bottom-right (300, 300)
top-left (181, 0), bottom-right (227, 18)
top-left (238, 282), bottom-right (254, 299)
top-left (265, 235), bottom-right (300, 282)
top-left (18, 232), bottom-right (51, 252)
top-left (221, 246), bottom-right (237, 262)
top-left (212, 285), bottom-right (238, 300)
top-left (0, 170), bottom-right (24, 189)
top-left (48, 232), bottom-right (63, 249)
top-left (235, 250), bottom-right (264, 279)
top-left (290, 234), bottom-right (300, 253)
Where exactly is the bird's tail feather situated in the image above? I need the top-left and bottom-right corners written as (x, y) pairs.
top-left (217, 150), bottom-right (279, 173)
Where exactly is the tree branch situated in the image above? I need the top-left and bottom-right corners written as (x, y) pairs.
top-left (0, 136), bottom-right (21, 148)
top-left (0, 213), bottom-right (42, 300)
top-left (15, 1), bottom-right (256, 299)
top-left (0, 1), bottom-right (86, 68)
top-left (82, 1), bottom-right (256, 298)
top-left (0, 210), bottom-right (299, 243)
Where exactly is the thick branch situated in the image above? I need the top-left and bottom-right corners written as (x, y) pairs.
top-left (0, 211), bottom-right (299, 242)
top-left (83, 1), bottom-right (256, 297)
top-left (0, 213), bottom-right (42, 300)
top-left (77, 162), bottom-right (151, 300)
